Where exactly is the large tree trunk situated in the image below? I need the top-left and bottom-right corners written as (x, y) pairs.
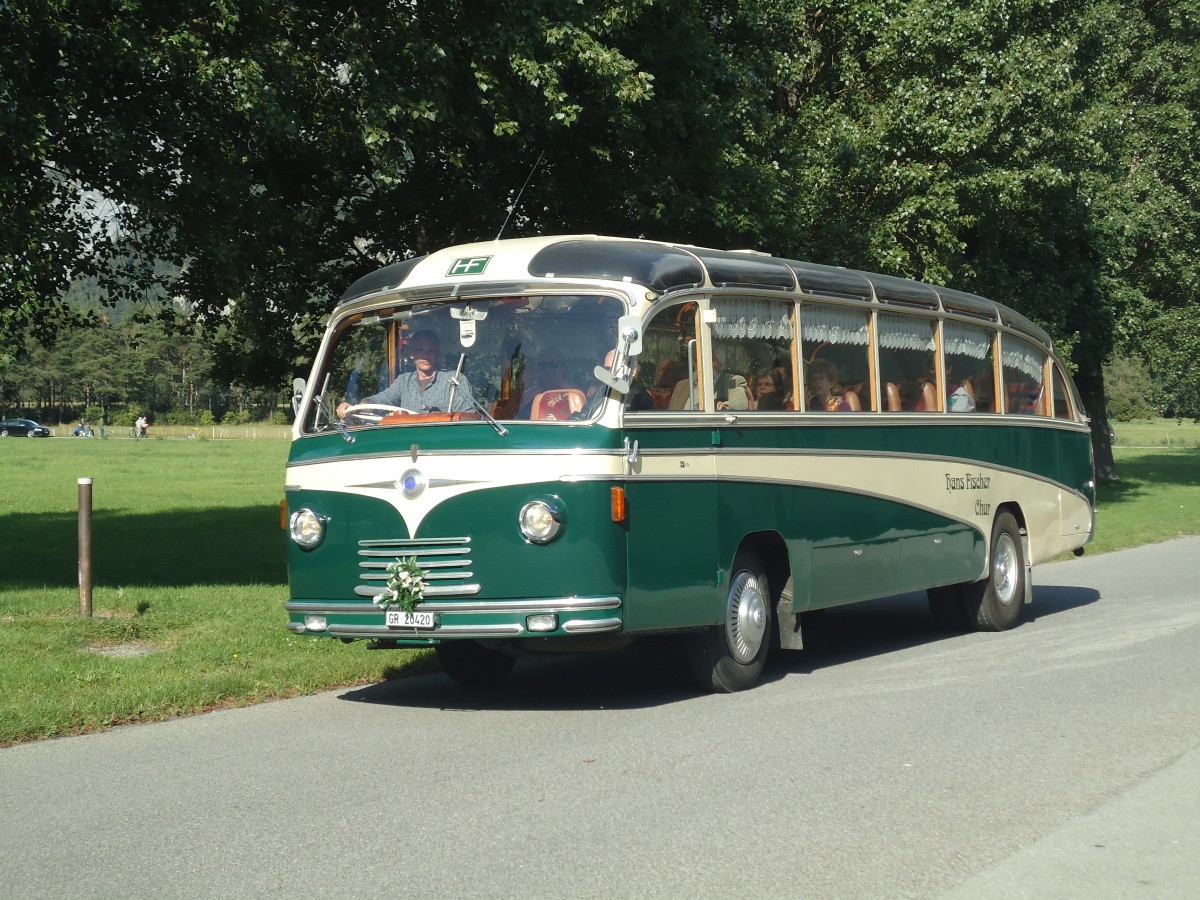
top-left (1074, 360), bottom-right (1117, 481)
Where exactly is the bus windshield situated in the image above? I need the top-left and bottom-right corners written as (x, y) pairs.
top-left (298, 293), bottom-right (626, 433)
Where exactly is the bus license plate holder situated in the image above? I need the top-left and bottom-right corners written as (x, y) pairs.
top-left (385, 610), bottom-right (436, 630)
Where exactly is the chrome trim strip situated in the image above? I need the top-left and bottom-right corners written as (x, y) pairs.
top-left (359, 537), bottom-right (471, 547)
top-left (353, 583), bottom-right (482, 598)
top-left (287, 621), bottom-right (306, 632)
top-left (561, 617), bottom-right (623, 634)
top-left (326, 623), bottom-right (525, 638)
top-left (358, 571), bottom-right (474, 582)
top-left (286, 596), bottom-right (621, 614)
top-left (358, 558), bottom-right (466, 570)
top-left (287, 601), bottom-right (379, 613)
top-left (357, 547), bottom-right (471, 558)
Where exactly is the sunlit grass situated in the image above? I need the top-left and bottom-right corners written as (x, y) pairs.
top-left (0, 440), bottom-right (432, 746)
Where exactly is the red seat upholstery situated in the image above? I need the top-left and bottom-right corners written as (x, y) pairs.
top-left (530, 389), bottom-right (586, 420)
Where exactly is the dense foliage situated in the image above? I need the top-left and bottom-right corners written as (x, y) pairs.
top-left (2, 0), bottom-right (1198, 474)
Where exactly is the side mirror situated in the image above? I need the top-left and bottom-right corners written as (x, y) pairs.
top-left (291, 377), bottom-right (306, 416)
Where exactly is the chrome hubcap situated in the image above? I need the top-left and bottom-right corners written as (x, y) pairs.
top-left (992, 533), bottom-right (1019, 606)
top-left (726, 571), bottom-right (768, 664)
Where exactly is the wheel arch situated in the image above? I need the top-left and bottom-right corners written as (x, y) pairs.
top-left (993, 501), bottom-right (1033, 605)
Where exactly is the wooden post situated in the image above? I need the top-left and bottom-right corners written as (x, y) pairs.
top-left (78, 477), bottom-right (93, 617)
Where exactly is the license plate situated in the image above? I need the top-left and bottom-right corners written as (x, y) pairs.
top-left (385, 610), bottom-right (436, 630)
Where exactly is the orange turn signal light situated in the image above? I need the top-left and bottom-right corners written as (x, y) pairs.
top-left (611, 487), bottom-right (627, 523)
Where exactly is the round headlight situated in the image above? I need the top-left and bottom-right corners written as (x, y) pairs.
top-left (289, 508), bottom-right (328, 550)
top-left (518, 499), bottom-right (563, 544)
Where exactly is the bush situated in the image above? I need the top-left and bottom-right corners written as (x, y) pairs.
top-left (1104, 356), bottom-right (1157, 422)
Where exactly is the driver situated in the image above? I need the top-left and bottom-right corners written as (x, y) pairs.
top-left (336, 329), bottom-right (474, 418)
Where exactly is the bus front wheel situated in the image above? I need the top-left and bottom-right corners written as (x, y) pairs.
top-left (435, 641), bottom-right (516, 687)
top-left (686, 549), bottom-right (771, 692)
top-left (963, 511), bottom-right (1026, 631)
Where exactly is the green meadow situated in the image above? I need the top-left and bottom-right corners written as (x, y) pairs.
top-left (1, 421), bottom-right (1198, 745)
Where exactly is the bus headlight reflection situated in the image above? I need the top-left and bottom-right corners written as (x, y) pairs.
top-left (519, 499), bottom-right (564, 544)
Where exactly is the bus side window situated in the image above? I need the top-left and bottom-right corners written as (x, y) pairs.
top-left (1001, 334), bottom-right (1049, 416)
top-left (878, 313), bottom-right (937, 412)
top-left (637, 302), bottom-right (697, 411)
top-left (944, 321), bottom-right (995, 413)
top-left (799, 303), bottom-right (870, 412)
top-left (710, 297), bottom-right (796, 412)
top-left (1052, 365), bottom-right (1074, 419)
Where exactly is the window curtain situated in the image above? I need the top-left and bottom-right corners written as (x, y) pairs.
top-left (878, 313), bottom-right (935, 351)
top-left (712, 297), bottom-right (794, 341)
top-left (944, 321), bottom-right (992, 360)
top-left (1002, 336), bottom-right (1047, 383)
top-left (800, 304), bottom-right (869, 346)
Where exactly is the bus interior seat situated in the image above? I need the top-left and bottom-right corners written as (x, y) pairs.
top-left (530, 389), bottom-right (586, 420)
top-left (885, 382), bottom-right (902, 411)
top-left (914, 381), bottom-right (938, 411)
top-left (841, 384), bottom-right (862, 411)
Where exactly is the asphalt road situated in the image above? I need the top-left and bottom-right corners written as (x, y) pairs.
top-left (2, 537), bottom-right (1199, 899)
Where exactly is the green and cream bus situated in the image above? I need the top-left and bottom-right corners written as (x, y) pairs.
top-left (285, 235), bottom-right (1095, 691)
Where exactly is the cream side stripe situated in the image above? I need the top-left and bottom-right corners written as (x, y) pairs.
top-left (286, 452), bottom-right (624, 536)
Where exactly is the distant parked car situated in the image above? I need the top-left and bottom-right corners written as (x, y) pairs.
top-left (0, 418), bottom-right (51, 437)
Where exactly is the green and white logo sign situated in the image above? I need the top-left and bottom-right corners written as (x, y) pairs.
top-left (447, 256), bottom-right (491, 276)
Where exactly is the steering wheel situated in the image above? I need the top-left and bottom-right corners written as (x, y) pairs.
top-left (342, 403), bottom-right (416, 423)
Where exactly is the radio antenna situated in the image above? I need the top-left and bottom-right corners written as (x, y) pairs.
top-left (495, 150), bottom-right (545, 241)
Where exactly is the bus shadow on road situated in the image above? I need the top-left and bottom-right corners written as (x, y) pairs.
top-left (776, 585), bottom-right (1101, 676)
top-left (338, 640), bottom-right (703, 712)
top-left (339, 585), bottom-right (1101, 710)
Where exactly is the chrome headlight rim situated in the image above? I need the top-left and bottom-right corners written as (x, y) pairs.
top-left (289, 507), bottom-right (329, 550)
top-left (518, 497), bottom-right (565, 544)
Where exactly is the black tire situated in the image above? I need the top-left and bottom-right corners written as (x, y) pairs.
top-left (686, 548), bottom-right (772, 692)
top-left (927, 584), bottom-right (971, 631)
top-left (435, 641), bottom-right (516, 686)
top-left (0, 429), bottom-right (8, 437)
top-left (962, 511), bottom-right (1026, 631)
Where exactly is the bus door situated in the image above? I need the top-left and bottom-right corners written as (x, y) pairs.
top-left (621, 304), bottom-right (722, 632)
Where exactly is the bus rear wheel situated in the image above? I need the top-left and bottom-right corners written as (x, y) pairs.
top-left (963, 511), bottom-right (1026, 631)
top-left (435, 641), bottom-right (516, 686)
top-left (686, 549), bottom-right (771, 693)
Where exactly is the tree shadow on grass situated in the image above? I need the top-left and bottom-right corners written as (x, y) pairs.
top-left (1101, 453), bottom-right (1200, 506)
top-left (337, 584), bottom-right (1100, 711)
top-left (0, 507), bottom-right (286, 589)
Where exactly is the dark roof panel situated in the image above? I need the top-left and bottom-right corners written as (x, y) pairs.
top-left (340, 255), bottom-right (428, 304)
top-left (528, 240), bottom-right (704, 292)
top-left (684, 248), bottom-right (797, 290)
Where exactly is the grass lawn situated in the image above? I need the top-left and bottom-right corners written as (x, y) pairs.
top-left (0, 438), bottom-right (432, 746)
top-left (1, 423), bottom-right (1197, 746)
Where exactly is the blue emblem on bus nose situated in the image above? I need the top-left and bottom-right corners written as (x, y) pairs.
top-left (398, 468), bottom-right (426, 498)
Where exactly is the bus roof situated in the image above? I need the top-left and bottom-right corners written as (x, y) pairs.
top-left (339, 235), bottom-right (1052, 348)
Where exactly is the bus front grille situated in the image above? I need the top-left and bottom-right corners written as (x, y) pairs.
top-left (353, 536), bottom-right (480, 599)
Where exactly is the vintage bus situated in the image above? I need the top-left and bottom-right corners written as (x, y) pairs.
top-left (285, 235), bottom-right (1095, 692)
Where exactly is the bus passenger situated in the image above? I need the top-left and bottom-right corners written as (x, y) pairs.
top-left (754, 368), bottom-right (788, 410)
top-left (712, 348), bottom-right (749, 411)
top-left (806, 359), bottom-right (851, 412)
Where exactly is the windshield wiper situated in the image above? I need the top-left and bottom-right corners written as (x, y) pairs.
top-left (447, 372), bottom-right (508, 437)
top-left (314, 372), bottom-right (355, 443)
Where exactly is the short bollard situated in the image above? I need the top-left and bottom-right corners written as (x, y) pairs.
top-left (78, 477), bottom-right (93, 617)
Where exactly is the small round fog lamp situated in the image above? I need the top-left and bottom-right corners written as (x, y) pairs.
top-left (518, 499), bottom-right (563, 544)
